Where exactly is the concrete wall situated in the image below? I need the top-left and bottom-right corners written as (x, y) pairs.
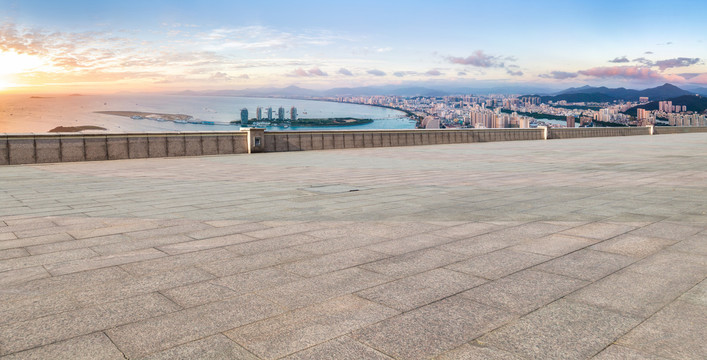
top-left (548, 127), bottom-right (650, 139)
top-left (2, 132), bottom-right (248, 165)
top-left (653, 126), bottom-right (707, 135)
top-left (263, 128), bottom-right (543, 152)
top-left (3, 126), bottom-right (706, 165)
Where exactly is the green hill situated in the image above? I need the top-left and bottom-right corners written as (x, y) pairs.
top-left (623, 95), bottom-right (707, 116)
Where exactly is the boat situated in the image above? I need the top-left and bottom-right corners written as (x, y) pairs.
top-left (201, 121), bottom-right (215, 125)
top-left (174, 120), bottom-right (187, 124)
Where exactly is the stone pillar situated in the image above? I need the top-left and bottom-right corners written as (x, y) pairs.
top-left (537, 126), bottom-right (548, 140)
top-left (646, 125), bottom-right (654, 135)
top-left (243, 128), bottom-right (265, 153)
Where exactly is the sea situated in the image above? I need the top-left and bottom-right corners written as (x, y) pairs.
top-left (0, 94), bottom-right (415, 133)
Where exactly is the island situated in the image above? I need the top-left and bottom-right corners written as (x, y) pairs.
top-left (49, 125), bottom-right (107, 132)
top-left (96, 111), bottom-right (194, 122)
top-left (231, 117), bottom-right (374, 127)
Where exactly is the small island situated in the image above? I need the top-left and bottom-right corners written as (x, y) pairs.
top-left (232, 117), bottom-right (374, 127)
top-left (49, 125), bottom-right (107, 132)
top-left (96, 111), bottom-right (194, 122)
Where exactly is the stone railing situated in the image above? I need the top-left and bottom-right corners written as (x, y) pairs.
top-left (2, 126), bottom-right (706, 165)
top-left (653, 126), bottom-right (707, 135)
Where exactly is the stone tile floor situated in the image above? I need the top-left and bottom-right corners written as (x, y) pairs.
top-left (0, 133), bottom-right (705, 359)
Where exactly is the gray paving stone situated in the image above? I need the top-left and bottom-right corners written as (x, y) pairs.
top-left (45, 248), bottom-right (166, 276)
top-left (679, 279), bottom-right (707, 306)
top-left (0, 248), bottom-right (98, 272)
top-left (106, 294), bottom-right (282, 359)
top-left (560, 222), bottom-right (636, 240)
top-left (592, 345), bottom-right (670, 360)
top-left (138, 334), bottom-right (258, 360)
top-left (360, 248), bottom-right (467, 278)
top-left (198, 248), bottom-right (310, 277)
top-left (225, 233), bottom-right (322, 255)
top-left (157, 233), bottom-right (255, 255)
top-left (0, 292), bottom-right (179, 356)
top-left (590, 234), bottom-right (676, 258)
top-left (160, 280), bottom-right (237, 308)
top-left (292, 232), bottom-right (387, 255)
top-left (0, 266), bottom-right (50, 286)
top-left (278, 248), bottom-right (388, 277)
top-left (435, 342), bottom-right (525, 360)
top-left (356, 268), bottom-right (486, 311)
top-left (429, 222), bottom-right (500, 239)
top-left (226, 295), bottom-right (397, 359)
top-left (511, 234), bottom-right (597, 257)
top-left (627, 251), bottom-right (706, 282)
top-left (617, 300), bottom-right (707, 360)
top-left (24, 233), bottom-right (130, 255)
top-left (447, 249), bottom-right (552, 280)
top-left (480, 300), bottom-right (641, 360)
top-left (211, 267), bottom-right (303, 296)
top-left (0, 232), bottom-right (74, 251)
top-left (0, 332), bottom-right (126, 360)
top-left (462, 269), bottom-right (588, 314)
top-left (628, 221), bottom-right (703, 241)
top-left (280, 336), bottom-right (392, 360)
top-left (352, 295), bottom-right (515, 360)
top-left (185, 222), bottom-right (269, 240)
top-left (0, 248), bottom-right (28, 261)
top-left (257, 267), bottom-right (391, 310)
top-left (669, 234), bottom-right (707, 255)
top-left (120, 247), bottom-right (237, 276)
top-left (365, 233), bottom-right (456, 255)
top-left (533, 249), bottom-right (635, 281)
top-left (567, 269), bottom-right (698, 317)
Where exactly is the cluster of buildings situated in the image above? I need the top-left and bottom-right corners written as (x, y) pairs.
top-left (326, 93), bottom-right (704, 129)
top-left (240, 106), bottom-right (298, 125)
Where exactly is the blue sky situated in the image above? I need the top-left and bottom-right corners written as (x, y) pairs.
top-left (1, 0), bottom-right (706, 93)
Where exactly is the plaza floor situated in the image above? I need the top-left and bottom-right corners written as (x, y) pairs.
top-left (0, 133), bottom-right (705, 359)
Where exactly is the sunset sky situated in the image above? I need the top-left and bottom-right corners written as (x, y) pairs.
top-left (1, 0), bottom-right (706, 93)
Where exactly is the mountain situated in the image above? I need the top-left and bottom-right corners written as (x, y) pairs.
top-left (548, 83), bottom-right (691, 102)
top-left (685, 86), bottom-right (707, 96)
top-left (623, 94), bottom-right (707, 116)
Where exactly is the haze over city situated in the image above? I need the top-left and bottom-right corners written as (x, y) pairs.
top-left (1, 0), bottom-right (706, 94)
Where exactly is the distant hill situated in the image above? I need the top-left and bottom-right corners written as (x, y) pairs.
top-left (540, 83), bottom-right (691, 103)
top-left (685, 86), bottom-right (707, 96)
top-left (623, 95), bottom-right (707, 116)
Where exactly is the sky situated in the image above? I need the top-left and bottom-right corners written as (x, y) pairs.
top-left (1, 0), bottom-right (706, 94)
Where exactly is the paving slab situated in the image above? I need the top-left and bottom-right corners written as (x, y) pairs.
top-left (1, 133), bottom-right (707, 359)
top-left (225, 295), bottom-right (397, 359)
top-left (616, 300), bottom-right (707, 360)
top-left (480, 300), bottom-right (642, 360)
top-left (461, 269), bottom-right (588, 314)
top-left (352, 295), bottom-right (515, 360)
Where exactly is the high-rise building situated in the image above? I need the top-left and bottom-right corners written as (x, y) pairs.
top-left (639, 97), bottom-right (649, 103)
top-left (566, 116), bottom-right (575, 128)
top-left (240, 108), bottom-right (248, 125)
top-left (267, 107), bottom-right (273, 121)
top-left (256, 107), bottom-right (262, 121)
top-left (278, 106), bottom-right (285, 121)
top-left (290, 106), bottom-right (297, 121)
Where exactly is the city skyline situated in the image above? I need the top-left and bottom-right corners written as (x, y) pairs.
top-left (1, 0), bottom-right (706, 94)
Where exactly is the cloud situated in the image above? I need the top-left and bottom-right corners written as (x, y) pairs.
top-left (654, 57), bottom-right (700, 70)
top-left (393, 71), bottom-right (406, 77)
top-left (289, 67), bottom-right (328, 77)
top-left (457, 71), bottom-right (467, 76)
top-left (644, 51), bottom-right (654, 54)
top-left (307, 67), bottom-right (328, 76)
top-left (292, 68), bottom-right (309, 77)
top-left (376, 47), bottom-right (392, 53)
top-left (238, 74), bottom-right (249, 79)
top-left (506, 69), bottom-right (523, 76)
top-left (633, 57), bottom-right (654, 66)
top-left (539, 71), bottom-right (578, 79)
top-left (209, 72), bottom-right (233, 81)
top-left (577, 66), bottom-right (663, 80)
top-left (446, 50), bottom-right (505, 68)
top-left (425, 70), bottom-right (442, 76)
top-left (678, 73), bottom-right (700, 80)
top-left (338, 68), bottom-right (353, 76)
top-left (367, 69), bottom-right (386, 76)
top-left (609, 56), bottom-right (629, 63)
